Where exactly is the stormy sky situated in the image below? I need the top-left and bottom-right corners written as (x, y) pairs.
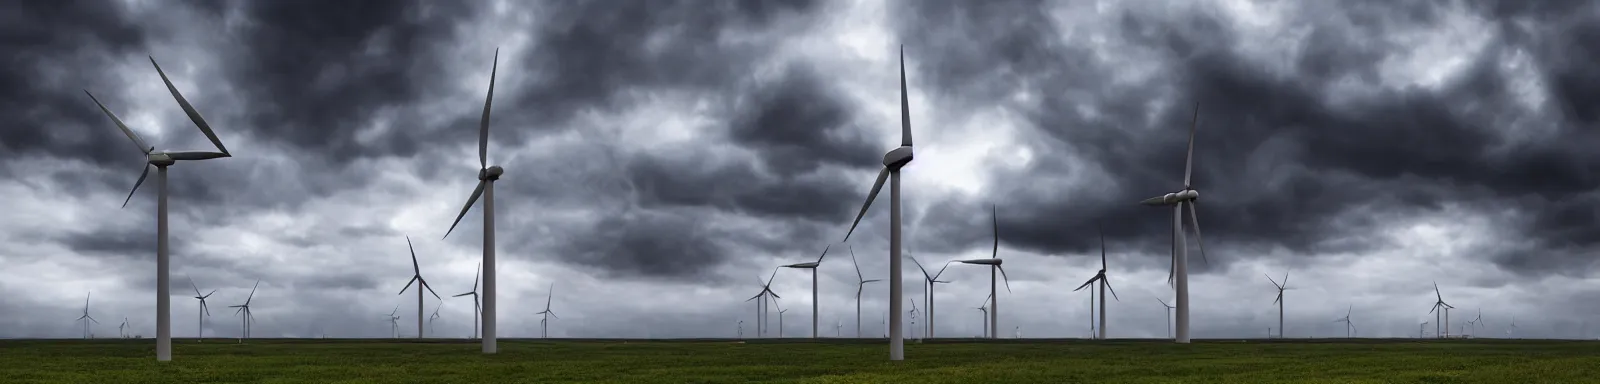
top-left (3, 0), bottom-right (1599, 341)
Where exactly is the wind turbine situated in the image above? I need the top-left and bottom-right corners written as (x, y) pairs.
top-left (957, 205), bottom-right (1010, 339)
top-left (840, 45), bottom-right (916, 361)
top-left (1073, 227), bottom-right (1119, 340)
top-left (835, 318), bottom-right (843, 337)
top-left (1420, 321), bottom-right (1429, 338)
top-left (385, 306), bottom-right (400, 338)
top-left (1333, 305), bottom-right (1354, 338)
top-left (1429, 282), bottom-right (1453, 338)
top-left (441, 48), bottom-right (503, 354)
top-left (76, 292), bottom-right (99, 339)
top-left (429, 303), bottom-right (442, 337)
top-left (537, 283), bottom-right (557, 339)
top-left (975, 302), bottom-right (988, 338)
top-left (1137, 103), bottom-right (1208, 344)
top-left (227, 281), bottom-right (259, 341)
top-left (452, 262), bottom-right (482, 339)
top-left (777, 307), bottom-right (787, 338)
top-left (1471, 309), bottom-right (1483, 338)
top-left (850, 247), bottom-right (883, 337)
top-left (86, 57), bottom-right (234, 361)
top-left (189, 277), bottom-right (215, 342)
top-left (908, 255), bottom-right (953, 339)
top-left (1265, 272), bottom-right (1291, 338)
top-left (909, 299), bottom-right (920, 341)
top-left (780, 245), bottom-right (831, 338)
top-left (397, 237), bottom-right (442, 339)
top-left (744, 268), bottom-right (780, 337)
top-left (1156, 297), bottom-right (1175, 339)
top-left (119, 318), bottom-right (129, 338)
top-left (1508, 316), bottom-right (1518, 338)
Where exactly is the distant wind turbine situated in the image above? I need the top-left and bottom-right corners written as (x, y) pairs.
top-left (744, 268), bottom-right (780, 337)
top-left (908, 254), bottom-right (953, 339)
top-left (385, 306), bottom-right (400, 338)
top-left (119, 317), bottom-right (129, 339)
top-left (1429, 282), bottom-right (1454, 338)
top-left (1265, 272), bottom-right (1291, 338)
top-left (76, 291), bottom-right (98, 339)
top-left (429, 303), bottom-right (442, 337)
top-left (537, 283), bottom-right (558, 339)
top-left (1156, 297), bottom-right (1175, 339)
top-left (957, 205), bottom-right (1011, 339)
top-left (227, 281), bottom-right (259, 341)
top-left (781, 245), bottom-right (831, 338)
top-left (1074, 226), bottom-right (1119, 340)
top-left (188, 276), bottom-right (215, 342)
top-left (451, 262), bottom-right (482, 339)
top-left (397, 237), bottom-right (442, 339)
top-left (1137, 103), bottom-right (1209, 344)
top-left (1333, 305), bottom-right (1354, 338)
top-left (850, 247), bottom-right (883, 337)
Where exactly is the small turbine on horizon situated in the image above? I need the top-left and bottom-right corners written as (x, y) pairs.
top-left (397, 237), bottom-right (442, 339)
top-left (780, 245), bottom-right (831, 338)
top-left (956, 205), bottom-right (1011, 339)
top-left (850, 246), bottom-right (883, 338)
top-left (1074, 226), bottom-right (1119, 340)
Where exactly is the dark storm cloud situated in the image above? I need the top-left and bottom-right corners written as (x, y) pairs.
top-left (222, 0), bottom-right (474, 163)
top-left (894, 0), bottom-right (1600, 275)
top-left (727, 64), bottom-right (882, 177)
top-left (0, 1), bottom-right (150, 167)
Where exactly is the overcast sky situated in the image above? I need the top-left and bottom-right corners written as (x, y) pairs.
top-left (4, 0), bottom-right (1599, 341)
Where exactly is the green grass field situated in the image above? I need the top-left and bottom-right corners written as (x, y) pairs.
top-left (2, 338), bottom-right (1596, 383)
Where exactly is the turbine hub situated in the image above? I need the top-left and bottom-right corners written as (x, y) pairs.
top-left (481, 165), bottom-right (504, 180)
top-left (883, 146), bottom-right (913, 169)
top-left (1181, 189), bottom-right (1199, 200)
top-left (148, 153), bottom-right (175, 166)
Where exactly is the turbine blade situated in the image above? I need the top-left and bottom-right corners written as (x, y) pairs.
top-left (842, 168), bottom-right (890, 242)
top-left (421, 278), bottom-right (442, 300)
top-left (908, 255), bottom-right (932, 280)
top-left (84, 90), bottom-right (153, 154)
top-left (399, 276), bottom-right (419, 295)
top-left (453, 292), bottom-right (474, 298)
top-left (816, 244), bottom-right (831, 264)
top-left (1098, 224), bottom-right (1107, 269)
top-left (996, 265), bottom-right (1011, 293)
top-left (480, 48), bottom-right (498, 170)
top-left (202, 301), bottom-right (210, 316)
top-left (1273, 292), bottom-right (1282, 305)
top-left (545, 282), bottom-right (554, 308)
top-left (407, 236), bottom-right (421, 274)
top-left (150, 57), bottom-right (229, 156)
top-left (1104, 278), bottom-right (1120, 301)
top-left (443, 180), bottom-right (487, 239)
top-left (1283, 273), bottom-right (1290, 289)
top-left (851, 246), bottom-right (865, 281)
top-left (472, 262), bottom-right (481, 291)
top-left (991, 204), bottom-right (999, 259)
top-left (1265, 273), bottom-right (1280, 288)
top-left (1186, 201), bottom-right (1209, 265)
top-left (1183, 102), bottom-right (1198, 188)
top-left (122, 164), bottom-right (151, 208)
top-left (899, 45), bottom-right (913, 147)
top-left (1073, 277), bottom-right (1096, 292)
top-left (245, 280), bottom-right (259, 304)
top-left (549, 311), bottom-right (558, 320)
top-left (1434, 282), bottom-right (1442, 301)
top-left (1140, 195), bottom-right (1168, 205)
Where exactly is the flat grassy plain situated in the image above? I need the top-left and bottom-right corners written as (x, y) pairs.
top-left (2, 338), bottom-right (1597, 383)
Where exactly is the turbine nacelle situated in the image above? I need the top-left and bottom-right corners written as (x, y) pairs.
top-left (883, 146), bottom-right (913, 169)
top-left (480, 165), bottom-right (504, 180)
top-left (1141, 189), bottom-right (1199, 206)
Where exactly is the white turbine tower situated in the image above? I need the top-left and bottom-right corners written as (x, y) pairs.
top-left (1266, 272), bottom-right (1291, 338)
top-left (840, 45), bottom-right (916, 361)
top-left (397, 237), bottom-right (442, 339)
top-left (908, 255), bottom-right (953, 339)
top-left (442, 49), bottom-right (502, 354)
top-left (781, 245), bottom-right (831, 338)
top-left (850, 247), bottom-right (883, 337)
top-left (86, 57), bottom-right (233, 361)
top-left (1073, 227), bottom-right (1119, 340)
top-left (956, 205), bottom-right (1011, 339)
top-left (188, 277), bottom-right (215, 341)
top-left (452, 262), bottom-right (482, 339)
top-left (1137, 103), bottom-right (1209, 344)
